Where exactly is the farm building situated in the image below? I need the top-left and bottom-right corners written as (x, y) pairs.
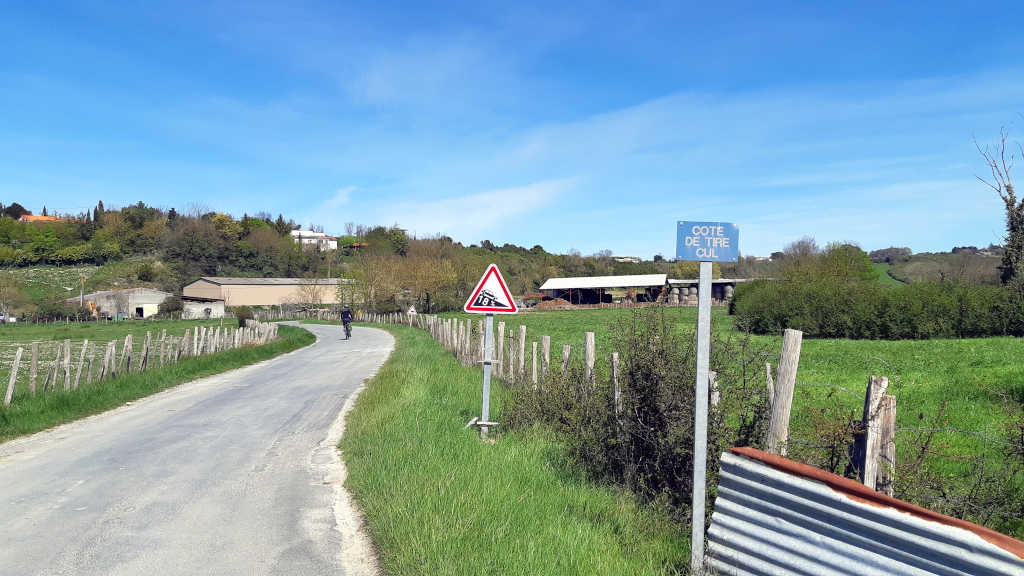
top-left (66, 288), bottom-right (171, 319)
top-left (182, 277), bottom-right (344, 307)
top-left (182, 296), bottom-right (227, 319)
top-left (539, 274), bottom-right (668, 305)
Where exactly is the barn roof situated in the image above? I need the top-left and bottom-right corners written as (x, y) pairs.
top-left (539, 274), bottom-right (667, 290)
top-left (193, 277), bottom-right (343, 286)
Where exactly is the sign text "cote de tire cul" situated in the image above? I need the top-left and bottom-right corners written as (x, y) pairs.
top-left (676, 221), bottom-right (739, 262)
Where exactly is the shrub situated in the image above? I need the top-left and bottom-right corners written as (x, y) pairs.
top-left (158, 295), bottom-right (183, 316)
top-left (732, 279), bottom-right (1024, 339)
top-left (136, 263), bottom-right (155, 282)
top-left (506, 307), bottom-right (772, 518)
top-left (233, 305), bottom-right (253, 327)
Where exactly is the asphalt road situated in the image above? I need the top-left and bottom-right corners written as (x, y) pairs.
top-left (0, 323), bottom-right (393, 576)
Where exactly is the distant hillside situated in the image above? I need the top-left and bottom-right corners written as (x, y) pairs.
top-left (878, 247), bottom-right (1002, 284)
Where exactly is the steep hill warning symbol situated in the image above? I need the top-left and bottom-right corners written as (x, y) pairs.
top-left (464, 264), bottom-right (518, 314)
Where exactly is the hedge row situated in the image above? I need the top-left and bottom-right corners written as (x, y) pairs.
top-left (730, 280), bottom-right (1024, 339)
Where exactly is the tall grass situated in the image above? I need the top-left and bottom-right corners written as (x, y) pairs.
top-left (340, 324), bottom-right (688, 575)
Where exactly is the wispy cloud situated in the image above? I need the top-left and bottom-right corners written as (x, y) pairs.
top-left (339, 178), bottom-right (577, 241)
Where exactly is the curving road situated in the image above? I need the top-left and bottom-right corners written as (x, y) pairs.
top-left (0, 323), bottom-right (393, 576)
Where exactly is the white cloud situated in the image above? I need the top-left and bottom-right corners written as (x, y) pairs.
top-left (371, 178), bottom-right (577, 241)
top-left (325, 186), bottom-right (354, 209)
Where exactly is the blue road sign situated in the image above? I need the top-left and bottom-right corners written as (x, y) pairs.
top-left (676, 221), bottom-right (739, 262)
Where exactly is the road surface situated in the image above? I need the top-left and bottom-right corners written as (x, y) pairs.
top-left (0, 323), bottom-right (393, 576)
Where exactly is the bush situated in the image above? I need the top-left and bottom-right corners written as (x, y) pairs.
top-left (158, 295), bottom-right (183, 316)
top-left (732, 279), bottom-right (1024, 339)
top-left (233, 305), bottom-right (253, 327)
top-left (506, 307), bottom-right (772, 518)
top-left (136, 263), bottom-right (155, 282)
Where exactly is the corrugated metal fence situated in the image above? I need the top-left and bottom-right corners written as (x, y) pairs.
top-left (707, 448), bottom-right (1024, 576)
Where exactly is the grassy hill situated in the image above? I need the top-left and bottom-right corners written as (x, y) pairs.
top-left (872, 262), bottom-right (905, 286)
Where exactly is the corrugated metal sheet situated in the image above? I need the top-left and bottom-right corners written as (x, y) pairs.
top-left (707, 450), bottom-right (1024, 576)
top-left (538, 274), bottom-right (667, 290)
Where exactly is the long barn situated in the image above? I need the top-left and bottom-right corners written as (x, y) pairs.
top-left (538, 274), bottom-right (668, 305)
top-left (182, 277), bottom-right (342, 307)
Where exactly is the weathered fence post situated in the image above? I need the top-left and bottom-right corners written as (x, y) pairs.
top-left (877, 394), bottom-right (897, 496)
top-left (584, 332), bottom-right (595, 384)
top-left (765, 362), bottom-right (774, 407)
top-left (561, 344), bottom-right (571, 376)
top-left (709, 370), bottom-right (720, 409)
top-left (47, 345), bottom-right (61, 392)
top-left (29, 342), bottom-right (38, 396)
top-left (87, 344), bottom-right (95, 384)
top-left (541, 335), bottom-right (550, 377)
top-left (4, 347), bottom-right (23, 406)
top-left (141, 332), bottom-right (151, 372)
top-left (517, 325), bottom-right (526, 378)
top-left (62, 339), bottom-right (71, 391)
top-left (497, 322), bottom-right (505, 375)
top-left (73, 340), bottom-right (88, 389)
top-left (859, 376), bottom-right (890, 490)
top-left (531, 342), bottom-right (538, 387)
top-left (765, 328), bottom-right (803, 456)
top-left (611, 352), bottom-right (621, 416)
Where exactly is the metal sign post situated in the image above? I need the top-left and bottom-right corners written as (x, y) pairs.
top-left (480, 313), bottom-right (494, 439)
top-left (691, 260), bottom-right (712, 575)
top-left (676, 221), bottom-right (738, 575)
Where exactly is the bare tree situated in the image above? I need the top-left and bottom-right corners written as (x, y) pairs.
top-left (296, 278), bottom-right (326, 306)
top-left (976, 128), bottom-right (1024, 286)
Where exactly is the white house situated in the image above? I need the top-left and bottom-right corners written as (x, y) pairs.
top-left (289, 230), bottom-right (338, 250)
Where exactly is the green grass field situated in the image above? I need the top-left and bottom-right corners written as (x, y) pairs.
top-left (872, 262), bottom-right (905, 286)
top-left (439, 307), bottom-right (1022, 440)
top-left (0, 323), bottom-right (314, 441)
top-left (336, 323), bottom-right (688, 575)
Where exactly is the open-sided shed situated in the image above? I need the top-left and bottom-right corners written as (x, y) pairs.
top-left (538, 274), bottom-right (668, 305)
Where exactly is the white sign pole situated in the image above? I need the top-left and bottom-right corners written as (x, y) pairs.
top-left (480, 313), bottom-right (495, 439)
top-left (690, 260), bottom-right (712, 574)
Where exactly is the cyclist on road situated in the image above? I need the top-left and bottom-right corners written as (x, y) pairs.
top-left (341, 305), bottom-right (353, 339)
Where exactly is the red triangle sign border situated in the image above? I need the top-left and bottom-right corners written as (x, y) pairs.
top-left (463, 264), bottom-right (518, 314)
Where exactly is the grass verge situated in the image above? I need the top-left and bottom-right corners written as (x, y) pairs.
top-left (0, 324), bottom-right (314, 442)
top-left (339, 323), bottom-right (687, 576)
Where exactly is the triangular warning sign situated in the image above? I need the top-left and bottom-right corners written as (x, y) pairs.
top-left (464, 264), bottom-right (518, 314)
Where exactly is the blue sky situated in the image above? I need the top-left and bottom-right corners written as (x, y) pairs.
top-left (3, 2), bottom-right (1024, 257)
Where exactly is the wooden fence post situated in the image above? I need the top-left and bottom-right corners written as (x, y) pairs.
top-left (859, 376), bottom-right (890, 490)
top-left (141, 332), bottom-right (151, 372)
top-left (612, 352), bottom-right (621, 416)
top-left (87, 344), bottom-right (95, 384)
top-left (765, 362), bottom-right (775, 407)
top-left (541, 335), bottom-right (550, 377)
top-left (47, 345), bottom-right (61, 392)
top-left (709, 370), bottom-right (720, 409)
top-left (62, 339), bottom-right (71, 391)
top-left (29, 342), bottom-right (38, 396)
top-left (765, 329), bottom-right (803, 456)
top-left (877, 394), bottom-right (897, 496)
top-left (497, 322), bottom-right (505, 374)
top-left (506, 336), bottom-right (515, 380)
top-left (561, 344), bottom-right (571, 376)
top-left (4, 347), bottom-right (23, 406)
top-left (73, 340), bottom-right (88, 389)
top-left (531, 342), bottom-right (538, 386)
top-left (584, 332), bottom-right (595, 384)
top-left (517, 325), bottom-right (527, 378)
